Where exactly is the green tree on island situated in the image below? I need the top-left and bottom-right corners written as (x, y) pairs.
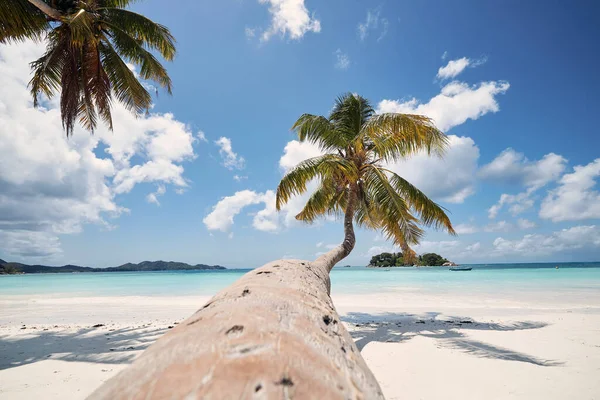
top-left (419, 252), bottom-right (448, 266)
top-left (0, 0), bottom-right (175, 135)
top-left (277, 93), bottom-right (456, 270)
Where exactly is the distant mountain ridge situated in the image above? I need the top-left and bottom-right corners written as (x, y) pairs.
top-left (0, 260), bottom-right (226, 274)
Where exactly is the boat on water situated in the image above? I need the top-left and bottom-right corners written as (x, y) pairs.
top-left (449, 266), bottom-right (472, 271)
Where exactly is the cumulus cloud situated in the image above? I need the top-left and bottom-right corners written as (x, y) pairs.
top-left (146, 185), bottom-right (166, 206)
top-left (258, 0), bottom-right (321, 42)
top-left (539, 159), bottom-right (600, 222)
top-left (480, 149), bottom-right (567, 218)
top-left (279, 140), bottom-right (323, 171)
top-left (484, 220), bottom-right (513, 233)
top-left (454, 223), bottom-right (478, 234)
top-left (0, 41), bottom-right (197, 259)
top-left (493, 225), bottom-right (600, 256)
top-left (334, 49), bottom-right (350, 70)
top-left (357, 7), bottom-right (388, 42)
top-left (202, 189), bottom-right (299, 233)
top-left (215, 137), bottom-right (245, 170)
top-left (436, 56), bottom-right (487, 80)
top-left (385, 135), bottom-right (480, 203)
top-left (203, 190), bottom-right (268, 232)
top-left (517, 218), bottom-right (537, 230)
top-left (377, 80), bottom-right (509, 132)
top-left (479, 149), bottom-right (567, 189)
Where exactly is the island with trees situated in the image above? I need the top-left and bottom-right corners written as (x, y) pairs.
top-left (0, 260), bottom-right (225, 275)
top-left (368, 252), bottom-right (453, 267)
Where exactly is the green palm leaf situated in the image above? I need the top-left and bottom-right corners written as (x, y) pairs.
top-left (9, 0), bottom-right (175, 135)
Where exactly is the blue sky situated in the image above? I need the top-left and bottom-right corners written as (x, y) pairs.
top-left (1, 0), bottom-right (599, 267)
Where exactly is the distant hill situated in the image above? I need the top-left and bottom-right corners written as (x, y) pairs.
top-left (0, 260), bottom-right (225, 274)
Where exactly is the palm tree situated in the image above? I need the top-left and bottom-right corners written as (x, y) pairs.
top-left (90, 95), bottom-right (456, 399)
top-left (0, 0), bottom-right (175, 135)
top-left (277, 93), bottom-right (456, 269)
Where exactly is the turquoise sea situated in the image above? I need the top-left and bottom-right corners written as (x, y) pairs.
top-left (1, 263), bottom-right (600, 298)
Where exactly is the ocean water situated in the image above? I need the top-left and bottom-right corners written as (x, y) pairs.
top-left (1, 263), bottom-right (599, 298)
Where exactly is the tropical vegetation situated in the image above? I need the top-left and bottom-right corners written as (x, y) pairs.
top-left (0, 0), bottom-right (176, 135)
top-left (276, 93), bottom-right (456, 271)
top-left (368, 251), bottom-right (449, 267)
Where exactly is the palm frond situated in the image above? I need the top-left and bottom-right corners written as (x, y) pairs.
top-left (330, 93), bottom-right (374, 142)
top-left (385, 168), bottom-right (455, 234)
top-left (362, 113), bottom-right (449, 162)
top-left (276, 154), bottom-right (356, 211)
top-left (295, 179), bottom-right (340, 223)
top-left (103, 21), bottom-right (172, 92)
top-left (291, 114), bottom-right (348, 151)
top-left (0, 0), bottom-right (50, 44)
top-left (29, 29), bottom-right (68, 105)
top-left (98, 39), bottom-right (152, 114)
top-left (100, 8), bottom-right (176, 60)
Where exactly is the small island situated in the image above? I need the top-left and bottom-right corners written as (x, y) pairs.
top-left (0, 259), bottom-right (226, 275)
top-left (367, 252), bottom-right (453, 267)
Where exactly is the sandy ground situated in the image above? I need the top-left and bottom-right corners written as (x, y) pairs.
top-left (1, 291), bottom-right (600, 399)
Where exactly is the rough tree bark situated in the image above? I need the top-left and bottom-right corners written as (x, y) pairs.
top-left (89, 191), bottom-right (384, 399)
top-left (27, 0), bottom-right (62, 20)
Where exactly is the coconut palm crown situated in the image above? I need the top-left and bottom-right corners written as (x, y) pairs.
top-left (276, 93), bottom-right (456, 268)
top-left (0, 0), bottom-right (176, 135)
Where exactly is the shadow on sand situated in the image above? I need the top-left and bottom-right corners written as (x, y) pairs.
top-left (0, 325), bottom-right (167, 370)
top-left (343, 312), bottom-right (563, 367)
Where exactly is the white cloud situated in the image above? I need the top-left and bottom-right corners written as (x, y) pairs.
top-left (334, 49), bottom-right (350, 70)
top-left (487, 191), bottom-right (534, 219)
top-left (0, 230), bottom-right (63, 259)
top-left (441, 51), bottom-right (448, 60)
top-left (484, 220), bottom-right (513, 233)
top-left (245, 27), bottom-right (256, 38)
top-left (414, 240), bottom-right (461, 254)
top-left (481, 149), bottom-right (567, 219)
top-left (493, 225), bottom-right (600, 256)
top-left (465, 242), bottom-right (481, 252)
top-left (203, 190), bottom-right (267, 232)
top-left (377, 80), bottom-right (509, 132)
top-left (146, 185), bottom-right (166, 206)
top-left (196, 131), bottom-right (208, 142)
top-left (454, 223), bottom-right (478, 234)
top-left (437, 57), bottom-right (470, 80)
top-left (436, 56), bottom-right (487, 80)
top-left (385, 135), bottom-right (480, 203)
top-left (215, 137), bottom-right (245, 170)
top-left (517, 218), bottom-right (537, 230)
top-left (540, 159), bottom-right (600, 222)
top-left (0, 41), bottom-right (197, 259)
top-left (479, 149), bottom-right (567, 189)
top-left (358, 7), bottom-right (388, 42)
top-left (203, 188), bottom-right (303, 233)
top-left (258, 0), bottom-right (321, 42)
top-left (316, 241), bottom-right (323, 248)
top-left (279, 140), bottom-right (323, 171)
top-left (367, 245), bottom-right (398, 257)
top-left (233, 175), bottom-right (248, 182)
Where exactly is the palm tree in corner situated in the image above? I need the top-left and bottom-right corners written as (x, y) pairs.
top-left (0, 0), bottom-right (175, 135)
top-left (276, 93), bottom-right (456, 269)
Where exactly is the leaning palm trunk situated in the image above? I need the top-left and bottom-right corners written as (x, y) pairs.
top-left (89, 189), bottom-right (383, 399)
top-left (89, 260), bottom-right (384, 399)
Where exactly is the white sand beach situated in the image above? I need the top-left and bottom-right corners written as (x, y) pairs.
top-left (1, 288), bottom-right (599, 400)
